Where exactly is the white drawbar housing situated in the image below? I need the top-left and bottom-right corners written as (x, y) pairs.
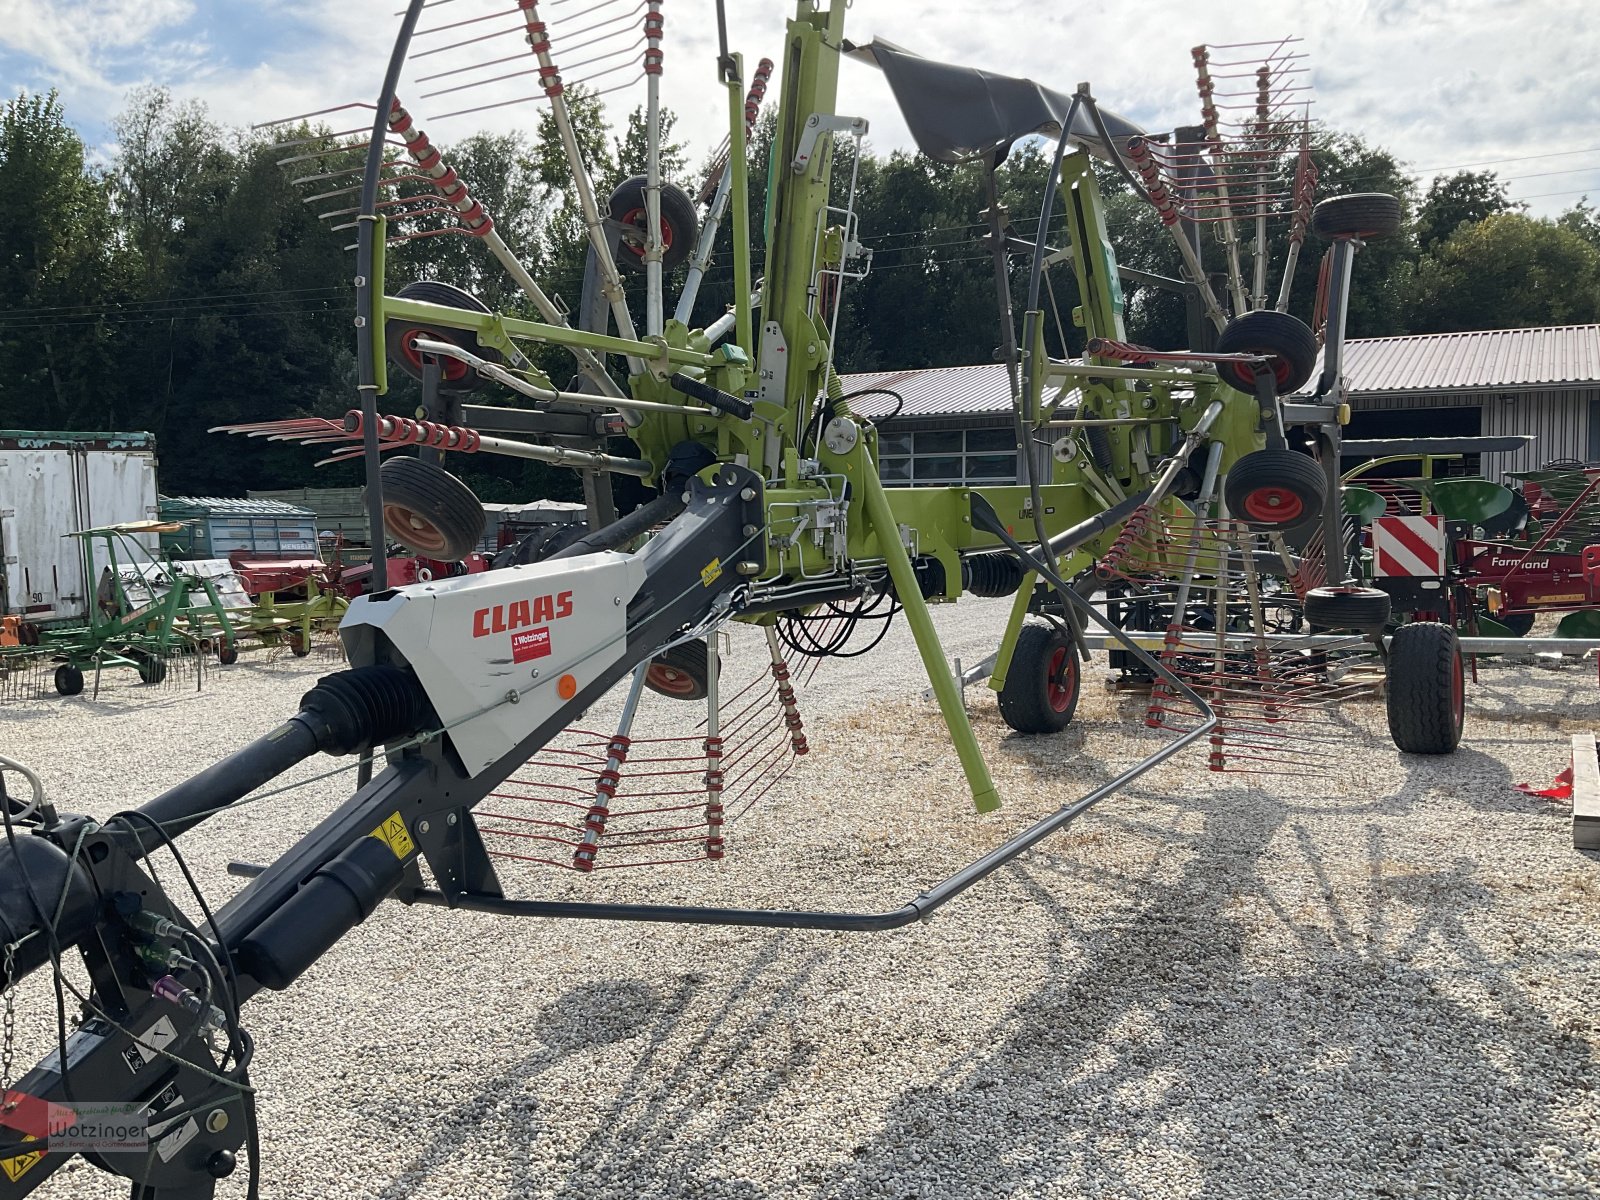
top-left (340, 551), bottom-right (647, 776)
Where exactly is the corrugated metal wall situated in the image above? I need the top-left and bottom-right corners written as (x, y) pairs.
top-left (1353, 388), bottom-right (1600, 479)
top-left (1480, 388), bottom-right (1599, 477)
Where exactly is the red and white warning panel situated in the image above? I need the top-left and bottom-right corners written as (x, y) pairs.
top-left (1372, 514), bottom-right (1448, 578)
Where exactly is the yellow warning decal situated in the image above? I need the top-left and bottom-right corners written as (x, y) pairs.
top-left (700, 558), bottom-right (723, 588)
top-left (1, 1137), bottom-right (42, 1183)
top-left (370, 811), bottom-right (415, 859)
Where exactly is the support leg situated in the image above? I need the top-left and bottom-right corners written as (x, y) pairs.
top-left (858, 468), bottom-right (1000, 813)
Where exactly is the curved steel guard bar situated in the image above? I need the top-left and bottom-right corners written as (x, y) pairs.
top-left (405, 501), bottom-right (1218, 933)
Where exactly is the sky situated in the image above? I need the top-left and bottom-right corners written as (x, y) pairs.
top-left (0, 0), bottom-right (1597, 221)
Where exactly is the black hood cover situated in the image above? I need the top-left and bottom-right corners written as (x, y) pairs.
top-left (845, 38), bottom-right (1149, 165)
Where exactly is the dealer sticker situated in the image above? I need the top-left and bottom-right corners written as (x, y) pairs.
top-left (512, 627), bottom-right (552, 663)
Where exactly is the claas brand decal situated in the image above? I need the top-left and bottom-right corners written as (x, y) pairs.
top-left (472, 590), bottom-right (574, 663)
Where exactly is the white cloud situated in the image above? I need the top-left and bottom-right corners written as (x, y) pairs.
top-left (0, 0), bottom-right (194, 94)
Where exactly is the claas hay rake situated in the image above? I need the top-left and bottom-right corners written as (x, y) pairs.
top-left (0, 4), bottom-right (1453, 1195)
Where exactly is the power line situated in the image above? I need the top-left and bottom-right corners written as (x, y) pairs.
top-left (0, 284), bottom-right (350, 320)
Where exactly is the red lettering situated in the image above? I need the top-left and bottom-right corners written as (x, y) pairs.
top-left (473, 593), bottom-right (575, 638)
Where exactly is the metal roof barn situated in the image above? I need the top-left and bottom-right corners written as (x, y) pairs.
top-left (1335, 325), bottom-right (1600, 395)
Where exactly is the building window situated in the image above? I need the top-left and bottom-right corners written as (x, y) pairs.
top-left (878, 427), bottom-right (1018, 487)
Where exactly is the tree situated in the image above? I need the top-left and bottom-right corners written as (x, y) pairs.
top-left (1415, 170), bottom-right (1520, 251)
top-left (0, 91), bottom-right (130, 430)
top-left (1557, 200), bottom-right (1600, 254)
top-left (1404, 212), bottom-right (1600, 333)
top-left (111, 87), bottom-right (236, 288)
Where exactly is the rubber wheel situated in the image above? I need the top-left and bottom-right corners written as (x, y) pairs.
top-left (377, 456), bottom-right (486, 561)
top-left (1312, 193), bottom-right (1403, 240)
top-left (1477, 608), bottom-right (1534, 637)
top-left (644, 641), bottom-right (719, 701)
top-left (54, 664), bottom-right (83, 697)
top-left (1386, 622), bottom-right (1464, 754)
top-left (384, 280), bottom-right (501, 393)
top-left (1213, 311), bottom-right (1319, 396)
top-left (1225, 450), bottom-right (1327, 531)
top-left (218, 641), bottom-right (239, 666)
top-left (288, 630), bottom-right (312, 658)
top-left (1303, 586), bottom-right (1391, 633)
top-left (607, 176), bottom-right (699, 273)
top-left (18, 622), bottom-right (38, 647)
top-left (997, 623), bottom-right (1081, 734)
top-left (135, 655), bottom-right (167, 685)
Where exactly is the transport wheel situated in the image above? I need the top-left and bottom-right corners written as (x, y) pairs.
top-left (1213, 310), bottom-right (1319, 396)
top-left (377, 456), bottom-right (486, 561)
top-left (1302, 586), bottom-right (1392, 633)
top-left (287, 630), bottom-right (312, 658)
top-left (383, 280), bottom-right (501, 392)
top-left (1386, 622), bottom-right (1464, 754)
top-left (608, 176), bottom-right (699, 273)
top-left (54, 664), bottom-right (84, 697)
top-left (218, 640), bottom-right (239, 666)
top-left (1311, 192), bottom-right (1403, 240)
top-left (1224, 450), bottom-right (1327, 531)
top-left (644, 641), bottom-right (717, 702)
top-left (997, 623), bottom-right (1081, 734)
top-left (135, 655), bottom-right (168, 685)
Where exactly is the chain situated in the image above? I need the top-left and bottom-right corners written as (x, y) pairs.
top-left (1, 941), bottom-right (16, 1103)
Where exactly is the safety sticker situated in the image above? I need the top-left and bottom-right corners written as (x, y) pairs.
top-left (122, 1015), bottom-right (178, 1074)
top-left (371, 811), bottom-right (415, 859)
top-left (0, 1138), bottom-right (41, 1183)
top-left (146, 1084), bottom-right (198, 1164)
top-left (701, 558), bottom-right (723, 588)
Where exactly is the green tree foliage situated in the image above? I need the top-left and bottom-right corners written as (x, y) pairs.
top-left (1415, 170), bottom-right (1520, 250)
top-left (1404, 212), bottom-right (1600, 332)
top-left (0, 92), bottom-right (128, 430)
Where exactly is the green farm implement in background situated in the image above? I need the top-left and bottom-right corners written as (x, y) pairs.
top-left (0, 522), bottom-right (237, 698)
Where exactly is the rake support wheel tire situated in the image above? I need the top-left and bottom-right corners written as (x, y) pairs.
top-left (644, 640), bottom-right (716, 702)
top-left (384, 280), bottom-right (500, 394)
top-left (1303, 586), bottom-right (1392, 633)
top-left (607, 176), bottom-right (699, 273)
top-left (217, 641), bottom-right (239, 666)
top-left (1386, 622), bottom-right (1464, 755)
top-left (54, 664), bottom-right (83, 697)
top-left (1312, 193), bottom-right (1403, 240)
top-left (1214, 311), bottom-right (1319, 396)
top-left (288, 630), bottom-right (312, 658)
top-left (135, 655), bottom-right (167, 685)
top-left (1225, 450), bottom-right (1327, 531)
top-left (377, 456), bottom-right (486, 562)
top-left (997, 623), bottom-right (1081, 734)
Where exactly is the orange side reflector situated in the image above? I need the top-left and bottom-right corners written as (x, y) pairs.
top-left (557, 674), bottom-right (578, 700)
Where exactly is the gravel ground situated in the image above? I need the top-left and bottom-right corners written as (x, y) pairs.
top-left (4, 599), bottom-right (1599, 1199)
